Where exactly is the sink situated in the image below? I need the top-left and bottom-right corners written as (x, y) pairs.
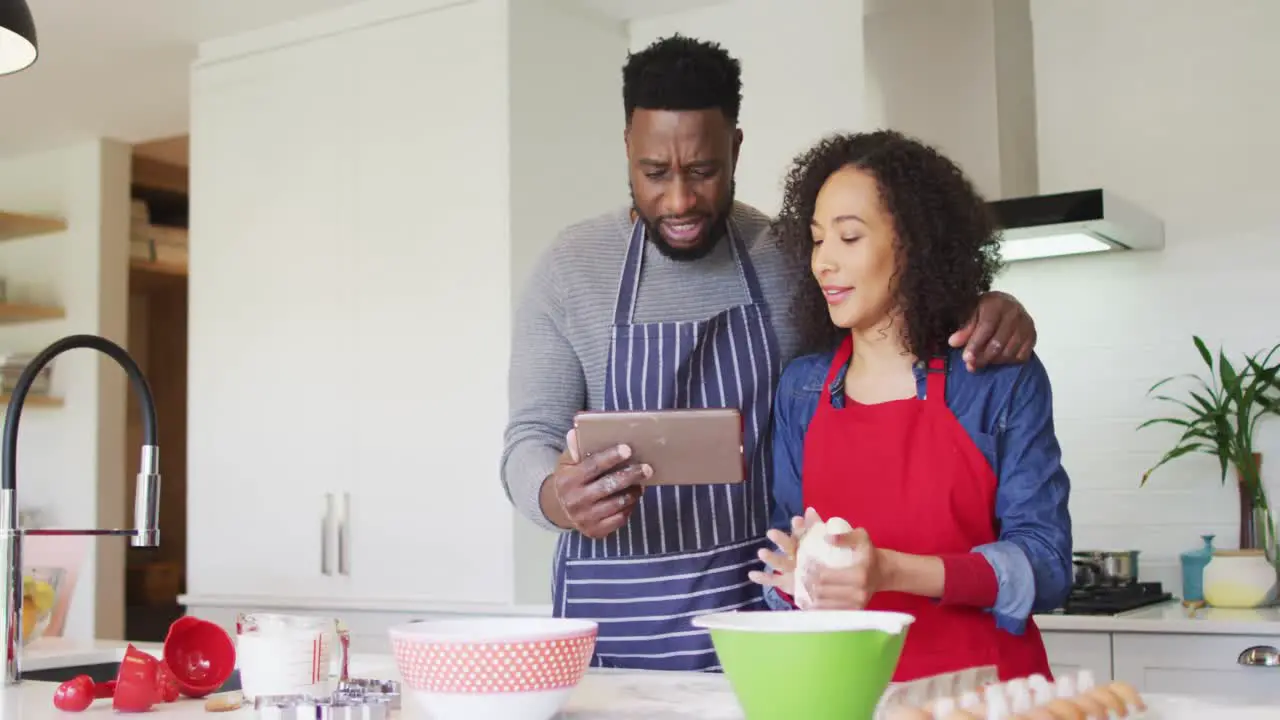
top-left (21, 662), bottom-right (242, 692)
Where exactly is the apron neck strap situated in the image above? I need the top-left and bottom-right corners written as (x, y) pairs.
top-left (824, 335), bottom-right (854, 390)
top-left (924, 355), bottom-right (948, 403)
top-left (826, 337), bottom-right (949, 404)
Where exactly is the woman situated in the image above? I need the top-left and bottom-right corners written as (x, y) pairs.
top-left (747, 130), bottom-right (1073, 682)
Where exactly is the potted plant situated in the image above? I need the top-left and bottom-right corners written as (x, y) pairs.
top-left (1139, 337), bottom-right (1280, 561)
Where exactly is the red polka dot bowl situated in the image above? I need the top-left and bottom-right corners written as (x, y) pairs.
top-left (388, 617), bottom-right (598, 720)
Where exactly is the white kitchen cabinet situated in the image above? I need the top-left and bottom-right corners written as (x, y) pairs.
top-left (186, 1), bottom-right (515, 604)
top-left (1040, 631), bottom-right (1114, 682)
top-left (1112, 632), bottom-right (1280, 703)
top-left (186, 0), bottom-right (624, 608)
top-left (187, 29), bottom-right (354, 601)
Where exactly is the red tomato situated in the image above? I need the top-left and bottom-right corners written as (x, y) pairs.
top-left (52, 675), bottom-right (95, 712)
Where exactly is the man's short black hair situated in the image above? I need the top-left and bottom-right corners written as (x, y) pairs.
top-left (622, 34), bottom-right (743, 125)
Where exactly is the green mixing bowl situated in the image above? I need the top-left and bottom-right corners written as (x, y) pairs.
top-left (691, 610), bottom-right (914, 720)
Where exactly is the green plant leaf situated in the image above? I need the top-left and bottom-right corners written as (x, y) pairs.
top-left (1141, 443), bottom-right (1214, 487)
top-left (1152, 393), bottom-right (1214, 418)
top-left (1219, 350), bottom-right (1242, 404)
top-left (1136, 417), bottom-right (1193, 430)
top-left (1140, 337), bottom-right (1280, 513)
top-left (1146, 374), bottom-right (1204, 395)
top-left (1193, 335), bottom-right (1214, 368)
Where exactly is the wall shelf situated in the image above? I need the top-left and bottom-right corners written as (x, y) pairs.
top-left (0, 302), bottom-right (66, 324)
top-left (0, 211), bottom-right (67, 242)
top-left (0, 394), bottom-right (63, 408)
top-left (131, 258), bottom-right (188, 277)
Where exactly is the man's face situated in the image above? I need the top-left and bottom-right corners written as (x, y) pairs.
top-left (626, 108), bottom-right (742, 261)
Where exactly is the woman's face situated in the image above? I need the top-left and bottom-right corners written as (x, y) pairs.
top-left (810, 165), bottom-right (898, 333)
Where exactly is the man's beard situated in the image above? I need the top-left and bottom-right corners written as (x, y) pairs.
top-left (630, 182), bottom-right (735, 262)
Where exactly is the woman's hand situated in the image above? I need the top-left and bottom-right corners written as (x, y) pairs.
top-left (803, 527), bottom-right (884, 610)
top-left (749, 513), bottom-right (813, 596)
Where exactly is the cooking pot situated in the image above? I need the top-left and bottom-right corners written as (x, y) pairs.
top-left (1072, 550), bottom-right (1140, 587)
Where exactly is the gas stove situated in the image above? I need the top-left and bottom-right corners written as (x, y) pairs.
top-left (1049, 581), bottom-right (1173, 616)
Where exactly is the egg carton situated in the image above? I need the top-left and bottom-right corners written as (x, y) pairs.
top-left (877, 668), bottom-right (1155, 719)
top-left (876, 665), bottom-right (1000, 716)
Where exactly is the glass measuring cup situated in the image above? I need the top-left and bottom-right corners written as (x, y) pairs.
top-left (235, 612), bottom-right (350, 700)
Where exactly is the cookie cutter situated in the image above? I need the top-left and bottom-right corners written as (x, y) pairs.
top-left (254, 691), bottom-right (393, 720)
top-left (336, 678), bottom-right (402, 711)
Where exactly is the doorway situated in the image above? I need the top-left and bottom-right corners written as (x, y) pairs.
top-left (125, 136), bottom-right (189, 641)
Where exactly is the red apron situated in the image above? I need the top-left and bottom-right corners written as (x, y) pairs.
top-left (801, 336), bottom-right (1051, 682)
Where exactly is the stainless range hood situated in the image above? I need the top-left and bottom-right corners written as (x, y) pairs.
top-left (864, 0), bottom-right (1166, 265)
top-left (987, 188), bottom-right (1165, 263)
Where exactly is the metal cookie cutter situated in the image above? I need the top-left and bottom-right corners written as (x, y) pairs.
top-left (315, 696), bottom-right (392, 720)
top-left (336, 678), bottom-right (402, 711)
top-left (253, 695), bottom-right (316, 720)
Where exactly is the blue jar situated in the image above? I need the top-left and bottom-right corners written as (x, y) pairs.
top-left (1180, 534), bottom-right (1215, 602)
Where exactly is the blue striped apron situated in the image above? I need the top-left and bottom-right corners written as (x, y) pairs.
top-left (551, 218), bottom-right (780, 672)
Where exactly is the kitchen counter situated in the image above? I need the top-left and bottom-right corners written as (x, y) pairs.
top-left (0, 666), bottom-right (1275, 720)
top-left (1034, 600), bottom-right (1280, 634)
top-left (184, 593), bottom-right (1280, 637)
top-left (22, 637), bottom-right (163, 672)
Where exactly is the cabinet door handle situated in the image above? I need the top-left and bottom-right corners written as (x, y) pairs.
top-left (337, 492), bottom-right (350, 576)
top-left (1237, 645), bottom-right (1280, 667)
top-left (322, 492), bottom-right (335, 576)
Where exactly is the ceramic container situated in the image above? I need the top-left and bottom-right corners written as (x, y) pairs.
top-left (1179, 534), bottom-right (1215, 603)
top-left (1203, 549), bottom-right (1279, 609)
top-left (389, 617), bottom-right (596, 720)
top-left (692, 610), bottom-right (914, 720)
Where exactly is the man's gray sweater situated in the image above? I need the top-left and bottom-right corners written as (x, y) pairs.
top-left (501, 202), bottom-right (806, 532)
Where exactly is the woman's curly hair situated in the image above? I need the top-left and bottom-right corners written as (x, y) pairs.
top-left (772, 130), bottom-right (1005, 358)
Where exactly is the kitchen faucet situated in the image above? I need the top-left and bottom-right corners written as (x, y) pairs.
top-left (0, 334), bottom-right (161, 686)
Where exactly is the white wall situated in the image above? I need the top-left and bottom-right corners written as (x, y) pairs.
top-left (638, 0), bottom-right (1280, 591)
top-left (629, 0), bottom-right (867, 217)
top-left (507, 2), bottom-right (630, 604)
top-left (994, 0), bottom-right (1280, 580)
top-left (0, 140), bottom-right (131, 639)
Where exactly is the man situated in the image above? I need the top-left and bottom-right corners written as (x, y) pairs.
top-left (501, 34), bottom-right (1037, 672)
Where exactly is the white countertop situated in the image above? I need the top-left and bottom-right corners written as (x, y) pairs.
top-left (1034, 600), bottom-right (1280, 635)
top-left (183, 592), bottom-right (1280, 637)
top-left (0, 663), bottom-right (1274, 720)
top-left (21, 638), bottom-right (163, 672)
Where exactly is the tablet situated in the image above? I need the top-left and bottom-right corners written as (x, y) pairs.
top-left (572, 408), bottom-right (746, 486)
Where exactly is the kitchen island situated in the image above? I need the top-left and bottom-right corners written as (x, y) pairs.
top-left (7, 638), bottom-right (1278, 719)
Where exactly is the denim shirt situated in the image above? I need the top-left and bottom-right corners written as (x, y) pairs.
top-left (763, 347), bottom-right (1073, 635)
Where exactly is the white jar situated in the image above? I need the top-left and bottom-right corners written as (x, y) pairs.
top-left (1203, 549), bottom-right (1279, 609)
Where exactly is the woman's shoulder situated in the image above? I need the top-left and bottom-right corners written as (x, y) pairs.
top-left (779, 350), bottom-right (837, 394)
top-left (946, 348), bottom-right (1054, 405)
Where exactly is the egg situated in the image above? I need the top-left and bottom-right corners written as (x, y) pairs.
top-left (1107, 681), bottom-right (1147, 712)
top-left (1042, 699), bottom-right (1086, 720)
top-left (883, 706), bottom-right (932, 720)
top-left (1084, 687), bottom-right (1127, 717)
top-left (1026, 674), bottom-right (1053, 695)
top-left (957, 690), bottom-right (984, 712)
top-left (1074, 669), bottom-right (1096, 692)
top-left (793, 513), bottom-right (858, 608)
top-left (983, 684), bottom-right (1012, 718)
top-left (932, 696), bottom-right (960, 717)
top-left (1067, 693), bottom-right (1109, 720)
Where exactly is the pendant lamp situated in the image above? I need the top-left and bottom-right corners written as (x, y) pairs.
top-left (0, 0), bottom-right (37, 76)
